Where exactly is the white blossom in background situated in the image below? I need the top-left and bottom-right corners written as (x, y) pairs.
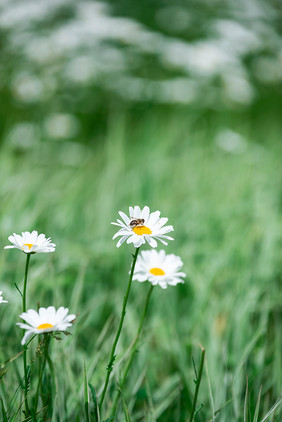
top-left (133, 249), bottom-right (186, 289)
top-left (0, 291), bottom-right (8, 304)
top-left (4, 230), bottom-right (56, 254)
top-left (0, 0), bottom-right (279, 106)
top-left (215, 129), bottom-right (247, 154)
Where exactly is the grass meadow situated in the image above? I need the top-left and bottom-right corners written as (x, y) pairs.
top-left (0, 104), bottom-right (281, 421)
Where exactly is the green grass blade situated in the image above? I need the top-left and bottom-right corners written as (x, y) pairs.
top-left (84, 360), bottom-right (90, 422)
top-left (244, 378), bottom-right (249, 422)
top-left (116, 381), bottom-right (131, 422)
top-left (213, 399), bottom-right (233, 417)
top-left (259, 396), bottom-right (282, 422)
top-left (8, 375), bottom-right (26, 416)
top-left (205, 358), bottom-right (215, 421)
top-left (145, 378), bottom-right (156, 422)
top-left (89, 383), bottom-right (100, 422)
top-left (253, 385), bottom-right (262, 422)
top-left (0, 398), bottom-right (8, 422)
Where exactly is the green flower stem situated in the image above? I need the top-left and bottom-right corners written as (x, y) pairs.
top-left (33, 335), bottom-right (50, 418)
top-left (189, 345), bottom-right (206, 422)
top-left (23, 253), bottom-right (31, 313)
top-left (33, 336), bottom-right (43, 419)
top-left (41, 335), bottom-right (51, 418)
top-left (33, 348), bottom-right (42, 419)
top-left (99, 247), bottom-right (140, 411)
top-left (111, 284), bottom-right (154, 416)
top-left (22, 253), bottom-right (31, 417)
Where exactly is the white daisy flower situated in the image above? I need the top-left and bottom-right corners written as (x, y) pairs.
top-left (4, 230), bottom-right (56, 254)
top-left (133, 250), bottom-right (186, 289)
top-left (112, 206), bottom-right (174, 248)
top-left (0, 291), bottom-right (8, 304)
top-left (17, 306), bottom-right (76, 345)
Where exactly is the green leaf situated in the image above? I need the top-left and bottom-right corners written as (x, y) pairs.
top-left (14, 282), bottom-right (23, 298)
top-left (214, 399), bottom-right (233, 417)
top-left (0, 368), bottom-right (8, 381)
top-left (244, 379), bottom-right (249, 422)
top-left (84, 360), bottom-right (90, 422)
top-left (89, 383), bottom-right (100, 422)
top-left (259, 396), bottom-right (282, 422)
top-left (116, 381), bottom-right (131, 422)
top-left (253, 386), bottom-right (262, 422)
top-left (47, 355), bottom-right (57, 396)
top-left (0, 398), bottom-right (8, 422)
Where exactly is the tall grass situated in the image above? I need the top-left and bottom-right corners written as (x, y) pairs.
top-left (0, 108), bottom-right (281, 420)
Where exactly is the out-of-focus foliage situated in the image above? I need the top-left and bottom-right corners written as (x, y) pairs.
top-left (0, 0), bottom-right (281, 140)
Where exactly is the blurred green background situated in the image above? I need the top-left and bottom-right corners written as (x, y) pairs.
top-left (0, 0), bottom-right (282, 420)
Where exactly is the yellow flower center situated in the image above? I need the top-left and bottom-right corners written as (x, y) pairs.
top-left (149, 267), bottom-right (165, 276)
top-left (132, 226), bottom-right (152, 235)
top-left (23, 243), bottom-right (33, 250)
top-left (37, 323), bottom-right (54, 330)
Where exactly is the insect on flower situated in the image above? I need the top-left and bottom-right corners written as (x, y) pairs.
top-left (111, 205), bottom-right (174, 248)
top-left (129, 218), bottom-right (145, 228)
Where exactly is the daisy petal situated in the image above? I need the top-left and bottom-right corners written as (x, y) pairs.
top-left (118, 211), bottom-right (130, 225)
top-left (145, 236), bottom-right (157, 248)
top-left (116, 235), bottom-right (128, 248)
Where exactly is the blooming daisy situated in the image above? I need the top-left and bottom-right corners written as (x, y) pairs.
top-left (17, 306), bottom-right (76, 345)
top-left (133, 249), bottom-right (186, 289)
top-left (112, 206), bottom-right (174, 248)
top-left (0, 291), bottom-right (8, 304)
top-left (4, 230), bottom-right (56, 254)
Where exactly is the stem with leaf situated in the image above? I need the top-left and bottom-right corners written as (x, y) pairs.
top-left (111, 284), bottom-right (154, 416)
top-left (189, 345), bottom-right (205, 422)
top-left (99, 247), bottom-right (140, 412)
top-left (33, 338), bottom-right (44, 418)
top-left (33, 334), bottom-right (50, 419)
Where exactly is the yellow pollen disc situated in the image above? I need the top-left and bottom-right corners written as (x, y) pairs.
top-left (37, 323), bottom-right (54, 330)
top-left (23, 243), bottom-right (33, 250)
top-left (149, 267), bottom-right (165, 276)
top-left (133, 226), bottom-right (152, 236)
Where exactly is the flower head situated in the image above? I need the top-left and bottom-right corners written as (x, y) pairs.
top-left (133, 249), bottom-right (186, 289)
top-left (4, 230), bottom-right (56, 254)
top-left (112, 206), bottom-right (174, 248)
top-left (0, 291), bottom-right (8, 304)
top-left (17, 306), bottom-right (76, 345)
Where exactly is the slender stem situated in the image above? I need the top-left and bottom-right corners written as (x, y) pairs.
top-left (41, 335), bottom-right (50, 422)
top-left (23, 254), bottom-right (31, 313)
top-left (33, 339), bottom-right (43, 418)
top-left (22, 253), bottom-right (31, 417)
top-left (99, 247), bottom-right (140, 411)
top-left (189, 345), bottom-right (205, 422)
top-left (111, 284), bottom-right (154, 416)
top-left (33, 334), bottom-right (50, 420)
